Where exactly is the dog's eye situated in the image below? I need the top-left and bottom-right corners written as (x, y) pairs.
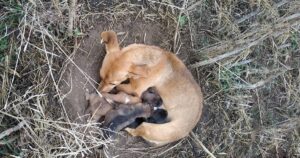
top-left (121, 78), bottom-right (130, 84)
top-left (109, 83), bottom-right (116, 85)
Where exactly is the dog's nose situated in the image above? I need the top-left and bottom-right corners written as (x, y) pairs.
top-left (100, 86), bottom-right (109, 92)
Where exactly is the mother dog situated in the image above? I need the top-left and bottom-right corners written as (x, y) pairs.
top-left (98, 31), bottom-right (203, 146)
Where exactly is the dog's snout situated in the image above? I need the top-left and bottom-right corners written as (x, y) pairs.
top-left (99, 83), bottom-right (115, 93)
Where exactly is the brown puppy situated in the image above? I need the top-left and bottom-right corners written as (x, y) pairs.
top-left (85, 92), bottom-right (112, 122)
top-left (85, 91), bottom-right (139, 122)
top-left (98, 31), bottom-right (203, 146)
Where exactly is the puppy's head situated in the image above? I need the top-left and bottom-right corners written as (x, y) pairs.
top-left (85, 92), bottom-right (113, 121)
top-left (147, 109), bottom-right (168, 124)
top-left (141, 87), bottom-right (163, 107)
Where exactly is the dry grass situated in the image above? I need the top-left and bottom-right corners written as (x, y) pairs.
top-left (0, 0), bottom-right (110, 157)
top-left (0, 0), bottom-right (299, 157)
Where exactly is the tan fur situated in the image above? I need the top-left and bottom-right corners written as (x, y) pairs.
top-left (98, 31), bottom-right (203, 146)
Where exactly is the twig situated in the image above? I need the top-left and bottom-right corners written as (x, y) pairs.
top-left (67, 0), bottom-right (77, 36)
top-left (190, 132), bottom-right (216, 158)
top-left (233, 69), bottom-right (288, 89)
top-left (0, 135), bottom-right (18, 145)
top-left (173, 0), bottom-right (188, 51)
top-left (52, 0), bottom-right (63, 16)
top-left (234, 0), bottom-right (290, 24)
top-left (157, 140), bottom-right (183, 156)
top-left (187, 0), bottom-right (203, 11)
top-left (147, 0), bottom-right (183, 10)
top-left (234, 9), bottom-right (259, 24)
top-left (0, 120), bottom-right (26, 140)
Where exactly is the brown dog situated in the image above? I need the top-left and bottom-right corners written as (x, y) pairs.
top-left (98, 31), bottom-right (203, 146)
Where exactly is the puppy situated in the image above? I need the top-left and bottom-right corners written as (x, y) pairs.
top-left (85, 92), bottom-right (112, 122)
top-left (127, 109), bottom-right (168, 129)
top-left (86, 87), bottom-right (168, 135)
top-left (104, 87), bottom-right (167, 131)
top-left (85, 91), bottom-right (139, 122)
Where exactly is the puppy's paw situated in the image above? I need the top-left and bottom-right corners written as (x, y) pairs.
top-left (125, 127), bottom-right (138, 136)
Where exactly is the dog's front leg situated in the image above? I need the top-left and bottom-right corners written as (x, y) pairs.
top-left (116, 84), bottom-right (137, 96)
top-left (102, 92), bottom-right (140, 104)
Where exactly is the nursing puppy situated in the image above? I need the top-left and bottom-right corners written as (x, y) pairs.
top-left (103, 103), bottom-right (168, 138)
top-left (86, 87), bottom-right (168, 135)
top-left (85, 92), bottom-right (112, 122)
top-left (85, 91), bottom-right (139, 122)
top-left (98, 31), bottom-right (203, 146)
top-left (103, 87), bottom-right (167, 132)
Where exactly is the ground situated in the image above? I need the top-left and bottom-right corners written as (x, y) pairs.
top-left (0, 0), bottom-right (299, 158)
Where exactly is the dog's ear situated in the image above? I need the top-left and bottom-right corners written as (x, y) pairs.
top-left (128, 65), bottom-right (150, 79)
top-left (100, 31), bottom-right (120, 54)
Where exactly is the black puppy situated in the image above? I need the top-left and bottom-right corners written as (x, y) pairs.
top-left (127, 109), bottom-right (168, 128)
top-left (126, 87), bottom-right (168, 128)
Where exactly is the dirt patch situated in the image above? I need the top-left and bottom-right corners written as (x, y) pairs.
top-left (59, 17), bottom-right (189, 157)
